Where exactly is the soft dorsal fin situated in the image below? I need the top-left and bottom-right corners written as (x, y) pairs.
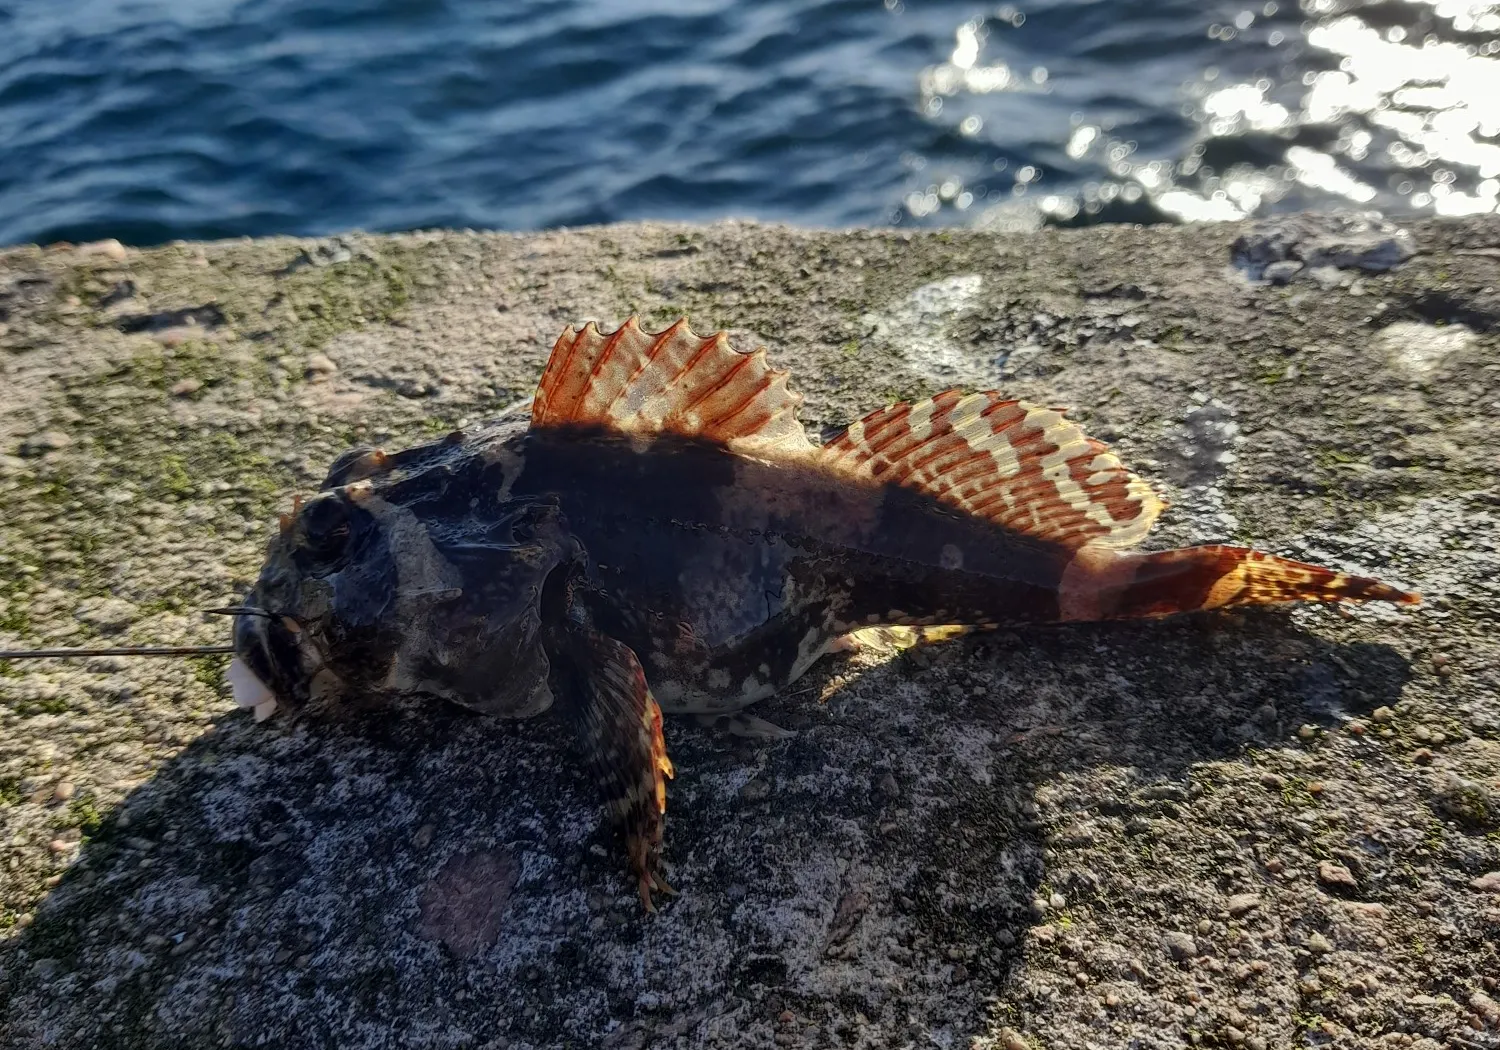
top-left (531, 317), bottom-right (813, 456)
top-left (821, 390), bottom-right (1164, 550)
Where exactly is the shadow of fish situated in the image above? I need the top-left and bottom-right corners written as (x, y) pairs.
top-left (225, 317), bottom-right (1418, 909)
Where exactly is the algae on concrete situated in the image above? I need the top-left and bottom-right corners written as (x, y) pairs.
top-left (1, 217), bottom-right (1498, 1049)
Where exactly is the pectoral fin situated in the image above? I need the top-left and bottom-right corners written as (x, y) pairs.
top-left (543, 572), bottom-right (676, 911)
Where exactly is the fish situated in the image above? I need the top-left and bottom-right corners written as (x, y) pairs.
top-left (227, 316), bottom-right (1419, 910)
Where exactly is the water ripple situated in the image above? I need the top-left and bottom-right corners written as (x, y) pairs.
top-left (0, 0), bottom-right (1495, 245)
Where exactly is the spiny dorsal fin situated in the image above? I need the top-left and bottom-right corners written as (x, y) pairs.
top-left (821, 390), bottom-right (1164, 550)
top-left (531, 317), bottom-right (813, 456)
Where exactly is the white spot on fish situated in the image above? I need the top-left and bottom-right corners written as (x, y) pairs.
top-left (940, 543), bottom-right (964, 570)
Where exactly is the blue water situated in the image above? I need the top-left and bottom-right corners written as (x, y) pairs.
top-left (1, 0), bottom-right (1496, 246)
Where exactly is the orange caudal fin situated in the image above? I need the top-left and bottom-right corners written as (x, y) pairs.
top-left (1061, 544), bottom-right (1419, 622)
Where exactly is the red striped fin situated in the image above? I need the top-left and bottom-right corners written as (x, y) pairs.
top-left (821, 390), bottom-right (1164, 550)
top-left (531, 317), bottom-right (813, 456)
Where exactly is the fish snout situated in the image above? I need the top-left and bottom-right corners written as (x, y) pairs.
top-left (230, 611), bottom-right (312, 722)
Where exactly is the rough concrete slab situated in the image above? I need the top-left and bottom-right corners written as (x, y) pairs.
top-left (1, 216), bottom-right (1498, 1049)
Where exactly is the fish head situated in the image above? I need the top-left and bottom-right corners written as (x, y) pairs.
top-left (231, 484), bottom-right (402, 720)
top-left (231, 427), bottom-right (568, 722)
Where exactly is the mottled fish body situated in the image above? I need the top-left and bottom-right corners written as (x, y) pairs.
top-left (231, 318), bottom-right (1417, 908)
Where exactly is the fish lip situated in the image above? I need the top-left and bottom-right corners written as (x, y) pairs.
top-left (232, 609), bottom-right (317, 714)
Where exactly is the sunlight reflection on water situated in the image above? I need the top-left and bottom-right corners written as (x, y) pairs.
top-left (905, 0), bottom-right (1500, 227)
top-left (3, 0), bottom-right (1496, 243)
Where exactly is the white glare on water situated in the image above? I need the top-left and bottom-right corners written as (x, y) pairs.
top-left (903, 1), bottom-right (1500, 224)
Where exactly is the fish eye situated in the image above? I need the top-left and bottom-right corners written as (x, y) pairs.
top-left (299, 496), bottom-right (352, 559)
top-left (508, 499), bottom-right (557, 544)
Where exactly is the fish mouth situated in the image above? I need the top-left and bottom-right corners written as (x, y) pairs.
top-left (230, 611), bottom-right (328, 721)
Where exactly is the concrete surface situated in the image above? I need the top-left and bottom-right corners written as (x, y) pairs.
top-left (0, 215), bottom-right (1498, 1049)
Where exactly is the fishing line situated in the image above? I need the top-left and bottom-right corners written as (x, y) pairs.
top-left (0, 644), bottom-right (236, 659)
top-left (0, 608), bottom-right (259, 659)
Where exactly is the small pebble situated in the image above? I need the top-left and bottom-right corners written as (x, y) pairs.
top-left (1371, 706), bottom-right (1395, 724)
top-left (1317, 860), bottom-right (1359, 891)
top-left (169, 378), bottom-right (202, 397)
top-left (1264, 858), bottom-right (1285, 875)
top-left (1412, 748), bottom-right (1434, 764)
top-left (998, 1028), bottom-right (1028, 1050)
top-left (51, 781), bottom-right (75, 803)
top-left (78, 238), bottom-right (128, 261)
top-left (305, 353), bottom-right (338, 379)
top-left (1260, 772), bottom-right (1285, 790)
top-left (1226, 893), bottom-right (1260, 917)
top-left (1307, 931), bottom-right (1334, 953)
top-left (1162, 931), bottom-right (1197, 960)
top-left (1470, 992), bottom-right (1500, 1023)
top-left (1262, 260), bottom-right (1303, 285)
top-left (740, 777), bottom-right (772, 802)
top-left (21, 430), bottom-right (72, 455)
top-left (1469, 871), bottom-right (1500, 893)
